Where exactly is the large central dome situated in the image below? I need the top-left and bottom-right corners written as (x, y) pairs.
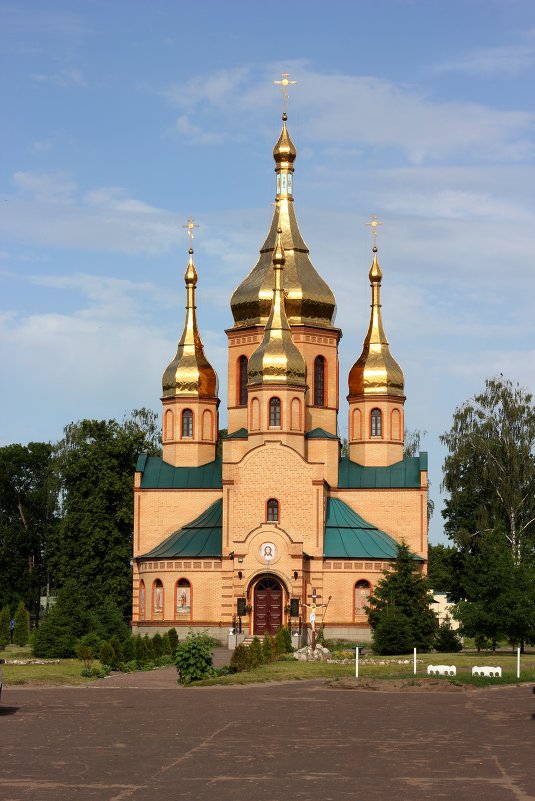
top-left (230, 114), bottom-right (336, 329)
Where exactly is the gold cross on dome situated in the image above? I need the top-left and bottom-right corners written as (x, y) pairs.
top-left (366, 215), bottom-right (383, 246)
top-left (182, 217), bottom-right (199, 249)
top-left (274, 72), bottom-right (297, 116)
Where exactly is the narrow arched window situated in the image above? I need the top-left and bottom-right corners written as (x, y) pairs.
top-left (269, 397), bottom-right (281, 428)
top-left (153, 579), bottom-right (163, 615)
top-left (182, 409), bottom-right (193, 438)
top-left (139, 580), bottom-right (146, 621)
top-left (238, 356), bottom-right (248, 406)
top-left (266, 498), bottom-right (279, 522)
top-left (370, 408), bottom-right (382, 437)
top-left (314, 356), bottom-right (325, 406)
top-left (175, 578), bottom-right (191, 618)
top-left (355, 580), bottom-right (371, 615)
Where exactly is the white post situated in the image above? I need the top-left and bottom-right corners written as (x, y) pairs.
top-left (517, 646), bottom-right (520, 679)
top-left (355, 646), bottom-right (359, 678)
top-left (413, 647), bottom-right (417, 675)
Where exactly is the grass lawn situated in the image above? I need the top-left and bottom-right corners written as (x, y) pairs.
top-left (1, 644), bottom-right (99, 687)
top-left (194, 648), bottom-right (535, 687)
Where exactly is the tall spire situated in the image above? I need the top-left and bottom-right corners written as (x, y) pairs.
top-left (248, 228), bottom-right (306, 386)
top-left (230, 84), bottom-right (336, 329)
top-left (162, 232), bottom-right (218, 399)
top-left (348, 228), bottom-right (404, 397)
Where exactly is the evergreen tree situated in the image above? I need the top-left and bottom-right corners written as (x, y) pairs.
top-left (13, 600), bottom-right (30, 646)
top-left (367, 542), bottom-right (437, 651)
top-left (434, 616), bottom-right (463, 653)
top-left (372, 607), bottom-right (414, 655)
top-left (32, 580), bottom-right (95, 658)
top-left (0, 605), bottom-right (10, 647)
top-left (167, 627), bottom-right (179, 655)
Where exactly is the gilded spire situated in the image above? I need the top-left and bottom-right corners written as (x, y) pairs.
top-left (162, 234), bottom-right (218, 399)
top-left (348, 232), bottom-right (404, 397)
top-left (230, 103), bottom-right (336, 329)
top-left (247, 228), bottom-right (307, 386)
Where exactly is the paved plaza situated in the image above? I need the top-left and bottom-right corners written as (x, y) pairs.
top-left (1, 673), bottom-right (534, 801)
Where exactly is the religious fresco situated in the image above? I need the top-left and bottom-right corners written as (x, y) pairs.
top-left (176, 585), bottom-right (191, 615)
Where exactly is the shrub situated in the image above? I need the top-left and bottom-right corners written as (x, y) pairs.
top-left (262, 634), bottom-right (274, 663)
top-left (0, 605), bottom-right (12, 648)
top-left (99, 640), bottom-right (115, 668)
top-left (109, 636), bottom-right (123, 668)
top-left (121, 636), bottom-right (135, 663)
top-left (134, 634), bottom-right (147, 665)
top-left (152, 632), bottom-right (164, 658)
top-left (175, 631), bottom-right (214, 684)
top-left (161, 632), bottom-right (171, 655)
top-left (77, 644), bottom-right (95, 669)
top-left (275, 626), bottom-right (292, 655)
top-left (435, 617), bottom-right (463, 653)
top-left (372, 607), bottom-right (414, 655)
top-left (167, 627), bottom-right (179, 654)
top-left (13, 601), bottom-right (30, 646)
top-left (143, 634), bottom-right (154, 660)
top-left (32, 581), bottom-right (94, 658)
top-left (230, 643), bottom-right (251, 673)
top-left (248, 637), bottom-right (263, 668)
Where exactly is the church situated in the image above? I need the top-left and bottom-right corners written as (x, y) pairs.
top-left (131, 102), bottom-right (428, 643)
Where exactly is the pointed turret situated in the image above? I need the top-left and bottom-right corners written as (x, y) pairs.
top-left (245, 228), bottom-right (307, 455)
top-left (347, 236), bottom-right (405, 466)
top-left (229, 111), bottom-right (336, 329)
top-left (161, 241), bottom-right (219, 467)
top-left (248, 228), bottom-right (307, 386)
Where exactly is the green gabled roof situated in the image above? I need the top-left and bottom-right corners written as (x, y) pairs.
top-left (136, 454), bottom-right (222, 489)
top-left (226, 428), bottom-right (248, 439)
top-left (306, 428), bottom-right (338, 440)
top-left (324, 497), bottom-right (401, 558)
top-left (338, 453), bottom-right (427, 489)
top-left (141, 499), bottom-right (223, 559)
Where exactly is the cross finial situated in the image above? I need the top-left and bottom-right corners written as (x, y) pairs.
top-left (366, 215), bottom-right (383, 247)
top-left (182, 217), bottom-right (199, 250)
top-left (274, 72), bottom-right (297, 117)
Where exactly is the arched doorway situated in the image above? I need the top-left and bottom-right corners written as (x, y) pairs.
top-left (254, 576), bottom-right (283, 635)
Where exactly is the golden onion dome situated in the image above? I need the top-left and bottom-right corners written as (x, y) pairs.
top-left (162, 247), bottom-right (218, 399)
top-left (230, 113), bottom-right (336, 329)
top-left (348, 246), bottom-right (404, 397)
top-left (248, 228), bottom-right (307, 386)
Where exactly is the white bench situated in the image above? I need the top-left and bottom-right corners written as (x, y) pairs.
top-left (471, 665), bottom-right (502, 677)
top-left (427, 664), bottom-right (456, 676)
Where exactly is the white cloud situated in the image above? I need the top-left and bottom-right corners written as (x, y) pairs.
top-left (31, 67), bottom-right (86, 87)
top-left (436, 30), bottom-right (535, 76)
top-left (14, 170), bottom-right (76, 202)
top-left (158, 62), bottom-right (535, 163)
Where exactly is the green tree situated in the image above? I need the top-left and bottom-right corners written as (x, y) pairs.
top-left (367, 542), bottom-right (437, 651)
top-left (32, 580), bottom-right (95, 658)
top-left (175, 631), bottom-right (214, 684)
top-left (0, 442), bottom-right (58, 620)
top-left (441, 377), bottom-right (535, 564)
top-left (52, 410), bottom-right (159, 617)
top-left (372, 607), bottom-right (414, 655)
top-left (0, 605), bottom-right (10, 647)
top-left (427, 544), bottom-right (458, 592)
top-left (13, 600), bottom-right (30, 646)
top-left (434, 616), bottom-right (463, 653)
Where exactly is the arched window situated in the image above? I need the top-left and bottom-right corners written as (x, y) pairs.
top-left (269, 397), bottom-right (281, 428)
top-left (391, 408), bottom-right (401, 440)
top-left (181, 409), bottom-right (193, 438)
top-left (175, 578), bottom-right (191, 618)
top-left (266, 498), bottom-right (279, 522)
top-left (202, 409), bottom-right (212, 441)
top-left (238, 356), bottom-right (248, 406)
top-left (291, 397), bottom-right (301, 431)
top-left (370, 408), bottom-right (382, 437)
top-left (164, 409), bottom-right (174, 441)
top-left (355, 580), bottom-right (371, 615)
top-left (152, 579), bottom-right (163, 616)
top-left (139, 580), bottom-right (146, 621)
top-left (314, 356), bottom-right (325, 406)
top-left (250, 397), bottom-right (260, 430)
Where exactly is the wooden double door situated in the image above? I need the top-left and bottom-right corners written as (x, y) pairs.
top-left (253, 577), bottom-right (283, 635)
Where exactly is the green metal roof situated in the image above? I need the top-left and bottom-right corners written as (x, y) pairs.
top-left (324, 497), bottom-right (401, 558)
top-left (136, 454), bottom-right (222, 489)
top-left (226, 428), bottom-right (248, 439)
top-left (141, 499), bottom-right (223, 559)
top-left (338, 454), bottom-right (426, 489)
top-left (306, 428), bottom-right (338, 440)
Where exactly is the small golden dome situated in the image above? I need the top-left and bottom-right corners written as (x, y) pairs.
top-left (162, 247), bottom-right (218, 399)
top-left (348, 246), bottom-right (404, 397)
top-left (248, 228), bottom-right (307, 386)
top-left (273, 112), bottom-right (297, 167)
top-left (230, 114), bottom-right (336, 329)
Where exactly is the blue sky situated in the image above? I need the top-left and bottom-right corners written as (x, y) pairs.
top-left (2, 0), bottom-right (535, 543)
